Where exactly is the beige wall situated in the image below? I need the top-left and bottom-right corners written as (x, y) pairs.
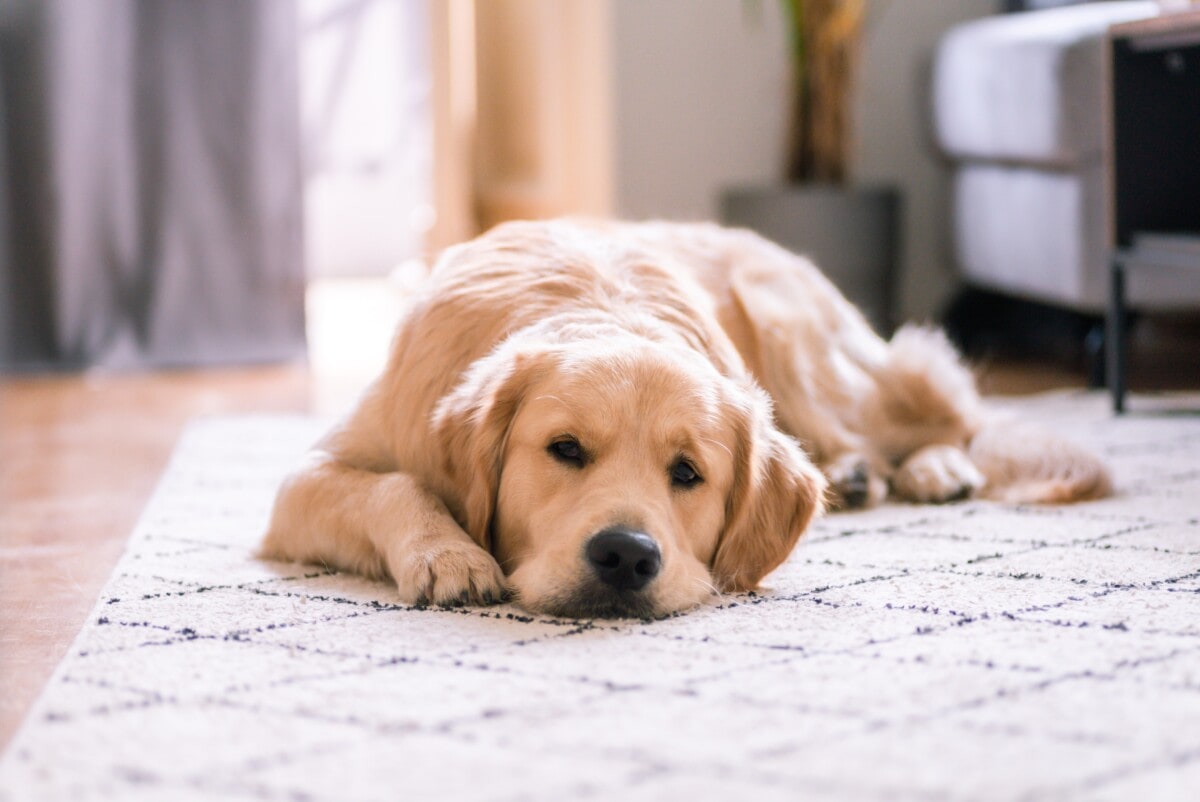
top-left (610, 0), bottom-right (791, 222)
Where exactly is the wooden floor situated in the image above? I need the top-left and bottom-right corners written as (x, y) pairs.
top-left (0, 279), bottom-right (402, 749)
top-left (0, 280), bottom-right (1195, 750)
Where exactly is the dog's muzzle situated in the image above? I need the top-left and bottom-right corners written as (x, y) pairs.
top-left (585, 527), bottom-right (661, 592)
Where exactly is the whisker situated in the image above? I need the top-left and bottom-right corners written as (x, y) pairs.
top-left (693, 574), bottom-right (724, 602)
top-left (699, 437), bottom-right (732, 460)
top-left (533, 394), bottom-right (568, 408)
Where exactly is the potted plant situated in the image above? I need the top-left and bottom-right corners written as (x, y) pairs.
top-left (722, 0), bottom-right (898, 332)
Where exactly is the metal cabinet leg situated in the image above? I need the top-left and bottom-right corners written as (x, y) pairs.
top-left (1107, 256), bottom-right (1126, 414)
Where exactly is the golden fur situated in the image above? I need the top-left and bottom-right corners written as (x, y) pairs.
top-left (261, 219), bottom-right (1110, 618)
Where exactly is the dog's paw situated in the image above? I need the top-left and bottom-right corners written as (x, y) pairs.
top-left (389, 541), bottom-right (508, 607)
top-left (893, 444), bottom-right (985, 503)
top-left (823, 453), bottom-right (888, 510)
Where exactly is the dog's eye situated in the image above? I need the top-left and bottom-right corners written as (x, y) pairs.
top-left (670, 458), bottom-right (702, 489)
top-left (548, 438), bottom-right (586, 467)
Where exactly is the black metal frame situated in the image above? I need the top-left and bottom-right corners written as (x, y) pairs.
top-left (1106, 13), bottom-right (1200, 414)
top-left (1106, 255), bottom-right (1127, 413)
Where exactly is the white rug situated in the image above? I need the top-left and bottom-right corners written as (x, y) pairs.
top-left (2, 392), bottom-right (1199, 802)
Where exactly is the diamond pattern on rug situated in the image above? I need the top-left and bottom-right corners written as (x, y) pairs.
top-left (1, 392), bottom-right (1198, 802)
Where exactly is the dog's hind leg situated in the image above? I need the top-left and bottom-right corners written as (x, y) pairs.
top-left (863, 326), bottom-right (986, 465)
top-left (822, 452), bottom-right (891, 509)
top-left (892, 443), bottom-right (986, 503)
top-left (720, 239), bottom-right (896, 507)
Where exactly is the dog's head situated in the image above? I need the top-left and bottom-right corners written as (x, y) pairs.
top-left (433, 333), bottom-right (826, 618)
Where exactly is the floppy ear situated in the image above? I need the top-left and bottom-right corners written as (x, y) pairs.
top-left (712, 391), bottom-right (827, 592)
top-left (431, 346), bottom-right (551, 551)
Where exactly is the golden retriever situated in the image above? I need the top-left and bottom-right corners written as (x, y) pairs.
top-left (261, 219), bottom-right (1110, 618)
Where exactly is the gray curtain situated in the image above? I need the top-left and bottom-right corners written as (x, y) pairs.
top-left (0, 0), bottom-right (306, 371)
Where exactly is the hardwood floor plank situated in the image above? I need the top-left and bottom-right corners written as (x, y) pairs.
top-left (0, 367), bottom-right (310, 747)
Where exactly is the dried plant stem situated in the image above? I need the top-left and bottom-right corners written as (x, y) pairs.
top-left (784, 0), bottom-right (864, 184)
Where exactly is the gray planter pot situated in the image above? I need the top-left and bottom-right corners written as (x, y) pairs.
top-left (720, 185), bottom-right (900, 333)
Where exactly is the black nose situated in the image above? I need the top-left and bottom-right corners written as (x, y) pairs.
top-left (585, 528), bottom-right (661, 591)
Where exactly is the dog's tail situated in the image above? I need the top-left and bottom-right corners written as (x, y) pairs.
top-left (968, 422), bottom-right (1112, 504)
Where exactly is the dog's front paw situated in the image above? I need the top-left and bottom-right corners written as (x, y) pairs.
top-left (823, 453), bottom-right (888, 510)
top-left (893, 444), bottom-right (985, 503)
top-left (389, 541), bottom-right (508, 607)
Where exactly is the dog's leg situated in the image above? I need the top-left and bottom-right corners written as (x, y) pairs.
top-left (892, 444), bottom-right (986, 503)
top-left (260, 452), bottom-right (507, 606)
top-left (822, 452), bottom-right (890, 509)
